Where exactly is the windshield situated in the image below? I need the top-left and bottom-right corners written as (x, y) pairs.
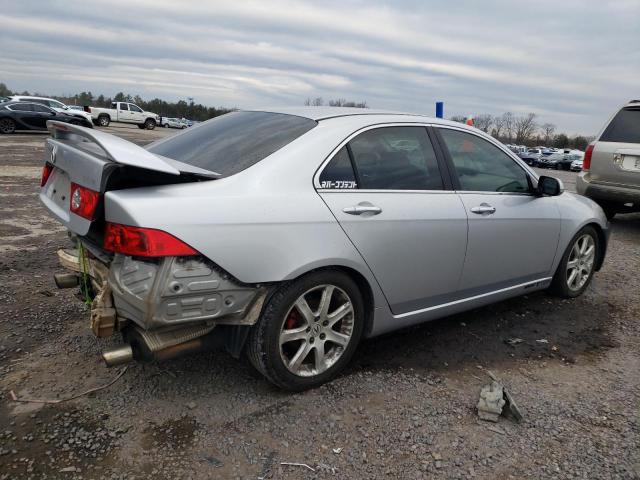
top-left (148, 111), bottom-right (317, 177)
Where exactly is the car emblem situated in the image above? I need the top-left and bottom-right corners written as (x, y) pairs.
top-left (50, 145), bottom-right (57, 164)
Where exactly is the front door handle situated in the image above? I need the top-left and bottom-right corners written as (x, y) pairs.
top-left (470, 204), bottom-right (496, 215)
top-left (343, 205), bottom-right (382, 215)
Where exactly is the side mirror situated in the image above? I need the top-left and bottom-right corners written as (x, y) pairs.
top-left (537, 176), bottom-right (564, 196)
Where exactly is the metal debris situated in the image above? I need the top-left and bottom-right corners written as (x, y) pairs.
top-left (536, 339), bottom-right (549, 344)
top-left (281, 462), bottom-right (315, 472)
top-left (332, 447), bottom-right (343, 454)
top-left (505, 337), bottom-right (524, 346)
top-left (9, 366), bottom-right (128, 405)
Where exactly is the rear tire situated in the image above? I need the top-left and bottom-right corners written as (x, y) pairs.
top-left (0, 118), bottom-right (16, 134)
top-left (137, 124), bottom-right (145, 129)
top-left (247, 270), bottom-right (364, 391)
top-left (144, 118), bottom-right (156, 130)
top-left (549, 226), bottom-right (599, 298)
top-left (97, 115), bottom-right (110, 127)
top-left (599, 203), bottom-right (617, 221)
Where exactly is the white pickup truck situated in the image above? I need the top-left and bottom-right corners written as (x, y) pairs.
top-left (88, 102), bottom-right (160, 130)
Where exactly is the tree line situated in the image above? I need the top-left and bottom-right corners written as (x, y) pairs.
top-left (450, 112), bottom-right (594, 150)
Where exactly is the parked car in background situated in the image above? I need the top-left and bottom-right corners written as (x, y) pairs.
top-left (571, 158), bottom-right (584, 171)
top-left (558, 152), bottom-right (584, 171)
top-left (87, 102), bottom-right (160, 129)
top-left (537, 152), bottom-right (563, 169)
top-left (10, 95), bottom-right (93, 125)
top-left (0, 100), bottom-right (93, 133)
top-left (161, 117), bottom-right (187, 129)
top-left (68, 105), bottom-right (85, 111)
top-left (519, 149), bottom-right (542, 166)
top-left (577, 99), bottom-right (640, 219)
top-left (39, 108), bottom-right (608, 390)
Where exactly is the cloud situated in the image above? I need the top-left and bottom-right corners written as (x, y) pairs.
top-left (1, 0), bottom-right (638, 133)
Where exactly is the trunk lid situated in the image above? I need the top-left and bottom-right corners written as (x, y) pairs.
top-left (39, 121), bottom-right (216, 237)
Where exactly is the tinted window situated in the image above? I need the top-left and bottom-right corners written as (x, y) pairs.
top-left (348, 127), bottom-right (443, 190)
top-left (319, 146), bottom-right (357, 189)
top-left (119, 103), bottom-right (129, 111)
top-left (148, 111), bottom-right (316, 177)
top-left (8, 103), bottom-right (33, 112)
top-left (600, 108), bottom-right (640, 143)
top-left (129, 104), bottom-right (142, 112)
top-left (439, 129), bottom-right (529, 193)
top-left (32, 104), bottom-right (52, 113)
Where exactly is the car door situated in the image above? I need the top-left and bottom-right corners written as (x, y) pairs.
top-left (30, 103), bottom-right (56, 128)
top-left (117, 102), bottom-right (131, 123)
top-left (9, 103), bottom-right (42, 129)
top-left (128, 104), bottom-right (145, 123)
top-left (435, 126), bottom-right (561, 293)
top-left (316, 125), bottom-right (468, 315)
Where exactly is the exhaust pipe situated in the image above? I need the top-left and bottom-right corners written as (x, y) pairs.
top-left (102, 345), bottom-right (134, 367)
top-left (54, 273), bottom-right (79, 289)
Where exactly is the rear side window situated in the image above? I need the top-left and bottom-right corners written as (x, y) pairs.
top-left (348, 127), bottom-right (444, 190)
top-left (8, 103), bottom-right (33, 112)
top-left (119, 103), bottom-right (129, 111)
top-left (148, 111), bottom-right (316, 177)
top-left (319, 147), bottom-right (357, 189)
top-left (600, 108), bottom-right (640, 143)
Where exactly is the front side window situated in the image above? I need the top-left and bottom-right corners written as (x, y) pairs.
top-left (439, 128), bottom-right (530, 193)
top-left (348, 126), bottom-right (443, 190)
top-left (319, 146), bottom-right (357, 189)
top-left (148, 111), bottom-right (316, 177)
top-left (129, 104), bottom-right (142, 113)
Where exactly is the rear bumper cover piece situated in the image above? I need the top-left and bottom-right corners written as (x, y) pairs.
top-left (109, 254), bottom-right (266, 330)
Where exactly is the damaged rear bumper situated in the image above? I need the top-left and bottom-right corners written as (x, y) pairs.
top-left (55, 246), bottom-right (267, 365)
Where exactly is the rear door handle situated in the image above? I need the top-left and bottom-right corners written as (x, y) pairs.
top-left (470, 204), bottom-right (496, 215)
top-left (343, 205), bottom-right (382, 215)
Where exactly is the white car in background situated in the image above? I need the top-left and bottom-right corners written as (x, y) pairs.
top-left (162, 117), bottom-right (187, 129)
top-left (10, 95), bottom-right (93, 125)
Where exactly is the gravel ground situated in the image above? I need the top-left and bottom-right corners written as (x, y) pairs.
top-left (1, 124), bottom-right (639, 479)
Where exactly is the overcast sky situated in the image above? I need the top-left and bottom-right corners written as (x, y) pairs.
top-left (1, 0), bottom-right (638, 134)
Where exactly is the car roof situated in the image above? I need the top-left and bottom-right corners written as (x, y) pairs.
top-left (11, 95), bottom-right (58, 101)
top-left (244, 107), bottom-right (471, 130)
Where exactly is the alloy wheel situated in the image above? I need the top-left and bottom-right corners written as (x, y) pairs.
top-left (566, 234), bottom-right (595, 291)
top-left (0, 118), bottom-right (15, 134)
top-left (279, 284), bottom-right (354, 377)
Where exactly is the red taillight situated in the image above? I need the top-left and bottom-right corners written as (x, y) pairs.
top-left (583, 144), bottom-right (594, 171)
top-left (70, 183), bottom-right (100, 220)
top-left (103, 222), bottom-right (198, 257)
top-left (41, 163), bottom-right (54, 187)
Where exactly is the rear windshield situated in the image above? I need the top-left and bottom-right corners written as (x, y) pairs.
top-left (600, 108), bottom-right (640, 143)
top-left (147, 111), bottom-right (316, 176)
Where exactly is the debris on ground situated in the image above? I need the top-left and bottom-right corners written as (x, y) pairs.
top-left (536, 339), bottom-right (549, 344)
top-left (281, 462), bottom-right (316, 472)
top-left (477, 381), bottom-right (505, 422)
top-left (332, 447), bottom-right (343, 454)
top-left (9, 366), bottom-right (128, 404)
top-left (505, 337), bottom-right (524, 346)
top-left (477, 370), bottom-right (523, 423)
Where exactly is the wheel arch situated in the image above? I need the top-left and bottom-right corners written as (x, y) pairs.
top-left (272, 264), bottom-right (377, 339)
top-left (585, 222), bottom-right (607, 271)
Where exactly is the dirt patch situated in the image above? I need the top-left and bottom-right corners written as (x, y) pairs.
top-left (142, 416), bottom-right (199, 451)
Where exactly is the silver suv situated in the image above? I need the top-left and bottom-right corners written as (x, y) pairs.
top-left (577, 100), bottom-right (640, 219)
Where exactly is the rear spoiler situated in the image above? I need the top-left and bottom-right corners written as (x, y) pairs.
top-left (47, 120), bottom-right (180, 175)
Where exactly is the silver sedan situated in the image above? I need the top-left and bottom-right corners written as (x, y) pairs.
top-left (39, 108), bottom-right (609, 390)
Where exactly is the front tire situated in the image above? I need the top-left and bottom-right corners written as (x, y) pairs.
top-left (0, 118), bottom-right (16, 134)
top-left (247, 270), bottom-right (364, 391)
top-left (144, 118), bottom-right (156, 130)
top-left (549, 226), bottom-right (599, 298)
